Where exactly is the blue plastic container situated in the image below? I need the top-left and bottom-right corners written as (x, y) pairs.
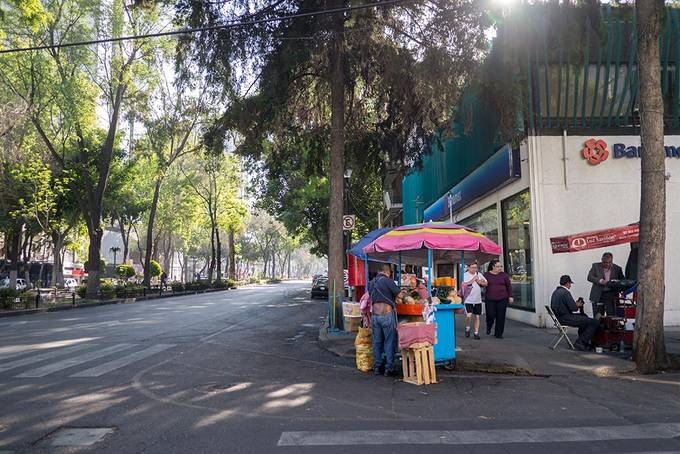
top-left (433, 303), bottom-right (464, 365)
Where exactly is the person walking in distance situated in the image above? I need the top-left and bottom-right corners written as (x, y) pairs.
top-left (463, 262), bottom-right (487, 340)
top-left (367, 264), bottom-right (402, 377)
top-left (483, 259), bottom-right (513, 339)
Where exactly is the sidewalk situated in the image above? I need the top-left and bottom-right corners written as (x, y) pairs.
top-left (319, 315), bottom-right (680, 377)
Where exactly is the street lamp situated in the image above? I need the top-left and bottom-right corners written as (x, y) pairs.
top-left (110, 246), bottom-right (120, 266)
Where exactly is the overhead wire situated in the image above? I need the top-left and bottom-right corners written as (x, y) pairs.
top-left (0, 0), bottom-right (410, 54)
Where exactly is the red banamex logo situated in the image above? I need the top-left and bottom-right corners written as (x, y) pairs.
top-left (582, 138), bottom-right (609, 165)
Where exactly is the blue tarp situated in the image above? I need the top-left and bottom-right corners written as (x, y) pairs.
top-left (348, 227), bottom-right (397, 263)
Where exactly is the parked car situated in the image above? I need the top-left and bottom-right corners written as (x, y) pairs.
top-left (0, 278), bottom-right (28, 291)
top-left (64, 278), bottom-right (78, 290)
top-left (311, 277), bottom-right (329, 299)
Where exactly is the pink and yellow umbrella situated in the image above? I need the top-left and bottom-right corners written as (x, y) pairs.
top-left (362, 222), bottom-right (502, 266)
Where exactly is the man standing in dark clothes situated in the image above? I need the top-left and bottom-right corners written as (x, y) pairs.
top-left (587, 252), bottom-right (625, 317)
top-left (368, 263), bottom-right (402, 376)
top-left (550, 275), bottom-right (600, 351)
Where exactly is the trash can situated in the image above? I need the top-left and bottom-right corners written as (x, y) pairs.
top-left (433, 303), bottom-right (464, 368)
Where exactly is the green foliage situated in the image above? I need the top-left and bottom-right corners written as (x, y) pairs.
top-left (76, 284), bottom-right (87, 299)
top-left (84, 259), bottom-right (106, 273)
top-left (171, 282), bottom-right (185, 292)
top-left (115, 264), bottom-right (136, 281)
top-left (99, 281), bottom-right (116, 299)
top-left (148, 259), bottom-right (162, 278)
top-left (0, 288), bottom-right (18, 309)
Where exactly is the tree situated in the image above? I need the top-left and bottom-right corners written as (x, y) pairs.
top-left (633, 0), bottom-right (668, 373)
top-left (0, 0), bottom-right (159, 297)
top-left (137, 63), bottom-right (207, 287)
top-left (176, 0), bottom-right (489, 328)
top-left (181, 152), bottom-right (246, 282)
top-left (115, 263), bottom-right (135, 282)
top-left (8, 148), bottom-right (80, 287)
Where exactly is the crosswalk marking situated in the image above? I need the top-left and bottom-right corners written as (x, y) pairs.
top-left (0, 344), bottom-right (91, 373)
top-left (70, 344), bottom-right (175, 377)
top-left (16, 344), bottom-right (135, 378)
top-left (277, 422), bottom-right (680, 446)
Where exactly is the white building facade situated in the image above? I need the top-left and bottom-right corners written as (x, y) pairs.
top-left (430, 134), bottom-right (680, 327)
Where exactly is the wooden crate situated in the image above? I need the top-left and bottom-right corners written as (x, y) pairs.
top-left (401, 342), bottom-right (437, 385)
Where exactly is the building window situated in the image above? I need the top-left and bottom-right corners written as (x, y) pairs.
top-left (460, 204), bottom-right (499, 245)
top-left (501, 190), bottom-right (533, 311)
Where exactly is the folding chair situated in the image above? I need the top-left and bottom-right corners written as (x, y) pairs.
top-left (545, 305), bottom-right (575, 350)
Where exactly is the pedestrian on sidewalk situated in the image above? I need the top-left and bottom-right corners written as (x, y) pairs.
top-left (551, 275), bottom-right (599, 351)
top-left (463, 262), bottom-right (487, 340)
top-left (483, 259), bottom-right (513, 339)
top-left (368, 263), bottom-right (402, 377)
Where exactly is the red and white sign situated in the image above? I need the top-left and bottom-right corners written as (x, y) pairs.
top-left (550, 224), bottom-right (639, 254)
top-left (582, 138), bottom-right (609, 165)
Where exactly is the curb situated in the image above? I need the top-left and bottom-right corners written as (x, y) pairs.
top-left (0, 287), bottom-right (235, 318)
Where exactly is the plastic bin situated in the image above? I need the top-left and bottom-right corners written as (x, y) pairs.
top-left (432, 303), bottom-right (464, 366)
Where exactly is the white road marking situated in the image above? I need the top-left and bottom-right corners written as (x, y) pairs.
top-left (0, 344), bottom-right (91, 373)
top-left (277, 422), bottom-right (680, 446)
top-left (70, 344), bottom-right (175, 377)
top-left (16, 344), bottom-right (135, 377)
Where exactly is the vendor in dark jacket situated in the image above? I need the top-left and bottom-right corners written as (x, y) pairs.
top-left (550, 275), bottom-right (599, 351)
top-left (368, 263), bottom-right (402, 377)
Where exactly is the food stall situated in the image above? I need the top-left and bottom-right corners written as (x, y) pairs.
top-left (363, 222), bottom-right (503, 369)
top-left (550, 223), bottom-right (638, 350)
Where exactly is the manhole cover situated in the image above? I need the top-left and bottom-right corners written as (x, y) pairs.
top-left (48, 427), bottom-right (116, 447)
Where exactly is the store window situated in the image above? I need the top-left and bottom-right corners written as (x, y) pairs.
top-left (459, 204), bottom-right (500, 275)
top-left (501, 190), bottom-right (534, 311)
top-left (460, 204), bottom-right (499, 245)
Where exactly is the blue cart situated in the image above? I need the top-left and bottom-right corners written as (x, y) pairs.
top-left (433, 303), bottom-right (464, 369)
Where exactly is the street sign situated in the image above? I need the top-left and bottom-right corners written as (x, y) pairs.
top-left (342, 215), bottom-right (356, 231)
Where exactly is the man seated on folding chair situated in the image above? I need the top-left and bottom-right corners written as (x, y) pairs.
top-left (550, 275), bottom-right (600, 351)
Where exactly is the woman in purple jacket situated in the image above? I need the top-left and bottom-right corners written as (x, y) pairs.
top-left (483, 259), bottom-right (513, 339)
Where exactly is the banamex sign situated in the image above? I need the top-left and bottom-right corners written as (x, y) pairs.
top-left (582, 138), bottom-right (680, 166)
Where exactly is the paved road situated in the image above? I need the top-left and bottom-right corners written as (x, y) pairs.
top-left (1, 281), bottom-right (680, 453)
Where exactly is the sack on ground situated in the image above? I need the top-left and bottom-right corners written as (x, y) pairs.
top-left (355, 327), bottom-right (374, 372)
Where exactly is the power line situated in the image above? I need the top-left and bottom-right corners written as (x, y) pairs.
top-left (0, 0), bottom-right (409, 55)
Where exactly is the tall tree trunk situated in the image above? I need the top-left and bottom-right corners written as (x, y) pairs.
top-left (328, 2), bottom-right (346, 329)
top-left (216, 228), bottom-right (222, 282)
top-left (118, 216), bottom-right (130, 263)
top-left (7, 225), bottom-right (21, 290)
top-left (634, 0), bottom-right (668, 373)
top-left (143, 178), bottom-right (162, 286)
top-left (208, 222), bottom-right (216, 282)
top-left (287, 251), bottom-right (291, 279)
top-left (85, 216), bottom-right (104, 298)
top-left (50, 229), bottom-right (67, 287)
top-left (228, 227), bottom-right (236, 280)
top-left (272, 249), bottom-right (276, 280)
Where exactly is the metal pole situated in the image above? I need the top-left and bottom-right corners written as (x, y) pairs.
top-left (460, 251), bottom-right (465, 291)
top-left (364, 256), bottom-right (369, 298)
top-left (427, 249), bottom-right (432, 297)
top-left (398, 251), bottom-right (402, 287)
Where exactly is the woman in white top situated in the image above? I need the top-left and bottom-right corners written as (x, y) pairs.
top-left (463, 262), bottom-right (487, 340)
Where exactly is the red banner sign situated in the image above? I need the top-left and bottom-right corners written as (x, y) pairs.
top-left (550, 224), bottom-right (639, 254)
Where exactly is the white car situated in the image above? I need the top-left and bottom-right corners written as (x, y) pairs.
top-left (1, 278), bottom-right (28, 291)
top-left (64, 278), bottom-right (78, 290)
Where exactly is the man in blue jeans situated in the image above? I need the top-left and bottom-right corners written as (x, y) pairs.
top-left (368, 264), bottom-right (402, 377)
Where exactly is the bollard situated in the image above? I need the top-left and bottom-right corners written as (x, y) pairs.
top-left (35, 289), bottom-right (40, 308)
top-left (72, 292), bottom-right (76, 306)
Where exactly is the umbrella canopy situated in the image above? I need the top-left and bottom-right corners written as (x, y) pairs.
top-left (362, 222), bottom-right (502, 266)
top-left (348, 227), bottom-right (397, 263)
top-left (550, 223), bottom-right (639, 254)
